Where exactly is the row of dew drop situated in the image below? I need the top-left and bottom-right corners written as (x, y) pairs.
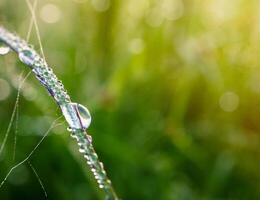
top-left (0, 40), bottom-right (91, 130)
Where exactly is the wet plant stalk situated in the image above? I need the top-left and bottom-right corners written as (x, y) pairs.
top-left (0, 26), bottom-right (118, 200)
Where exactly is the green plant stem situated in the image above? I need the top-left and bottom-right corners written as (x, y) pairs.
top-left (0, 26), bottom-right (118, 200)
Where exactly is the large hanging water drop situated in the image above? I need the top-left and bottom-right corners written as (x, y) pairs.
top-left (0, 42), bottom-right (10, 55)
top-left (61, 102), bottom-right (91, 130)
top-left (76, 103), bottom-right (92, 129)
top-left (18, 48), bottom-right (35, 66)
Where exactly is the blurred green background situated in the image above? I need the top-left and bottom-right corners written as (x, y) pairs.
top-left (1, 0), bottom-right (260, 199)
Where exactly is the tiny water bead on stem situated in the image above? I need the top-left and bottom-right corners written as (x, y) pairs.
top-left (0, 26), bottom-right (119, 200)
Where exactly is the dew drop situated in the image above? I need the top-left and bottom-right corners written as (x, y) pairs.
top-left (100, 162), bottom-right (104, 169)
top-left (76, 103), bottom-right (91, 129)
top-left (87, 135), bottom-right (92, 143)
top-left (0, 42), bottom-right (10, 55)
top-left (79, 148), bottom-right (85, 153)
top-left (77, 138), bottom-right (86, 145)
top-left (61, 102), bottom-right (91, 130)
top-left (67, 127), bottom-right (72, 132)
top-left (70, 131), bottom-right (77, 139)
top-left (19, 49), bottom-right (35, 66)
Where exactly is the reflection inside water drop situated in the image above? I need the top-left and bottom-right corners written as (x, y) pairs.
top-left (0, 42), bottom-right (10, 55)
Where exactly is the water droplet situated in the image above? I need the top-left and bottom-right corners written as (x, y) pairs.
top-left (79, 144), bottom-right (86, 152)
top-left (62, 103), bottom-right (91, 129)
top-left (78, 138), bottom-right (86, 145)
top-left (87, 135), bottom-right (92, 143)
top-left (98, 162), bottom-right (103, 169)
top-left (79, 148), bottom-right (85, 153)
top-left (19, 49), bottom-right (35, 66)
top-left (70, 130), bottom-right (78, 138)
top-left (0, 42), bottom-right (10, 55)
top-left (61, 102), bottom-right (91, 130)
top-left (76, 103), bottom-right (91, 129)
top-left (89, 154), bottom-right (98, 163)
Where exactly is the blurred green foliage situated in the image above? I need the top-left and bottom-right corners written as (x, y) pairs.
top-left (1, 0), bottom-right (260, 199)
